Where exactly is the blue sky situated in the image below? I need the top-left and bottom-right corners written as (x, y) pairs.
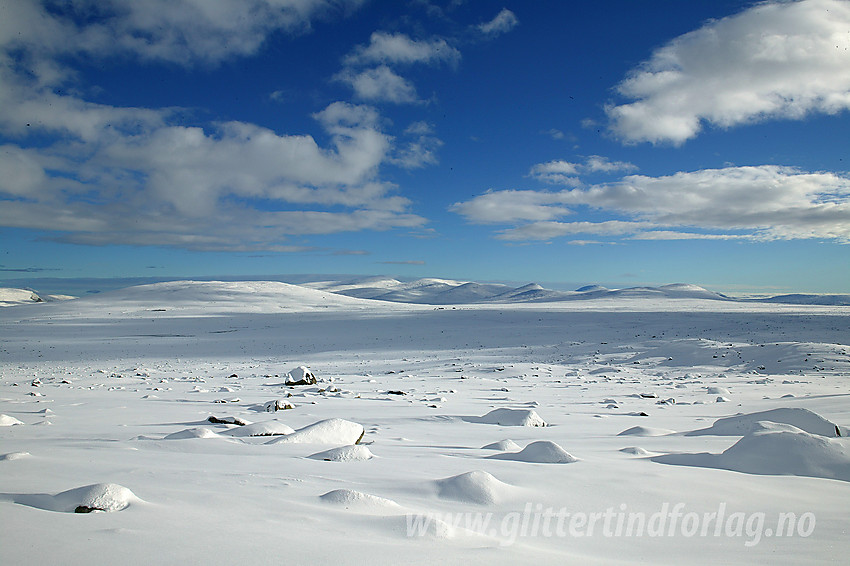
top-left (1, 0), bottom-right (849, 294)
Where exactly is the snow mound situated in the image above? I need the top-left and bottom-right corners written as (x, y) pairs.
top-left (706, 386), bottom-right (730, 395)
top-left (469, 408), bottom-right (546, 427)
top-left (224, 420), bottom-right (295, 437)
top-left (13, 483), bottom-right (141, 513)
top-left (481, 439), bottom-right (521, 451)
top-left (435, 471), bottom-right (513, 505)
top-left (487, 440), bottom-right (578, 463)
top-left (309, 444), bottom-right (374, 462)
top-left (164, 427), bottom-right (220, 440)
top-left (319, 489), bottom-right (401, 511)
top-left (1, 452), bottom-right (32, 460)
top-left (0, 414), bottom-right (24, 426)
top-left (620, 447), bottom-right (655, 456)
top-left (617, 426), bottom-right (675, 437)
top-left (655, 430), bottom-right (850, 482)
top-left (267, 418), bottom-right (364, 445)
top-left (686, 408), bottom-right (840, 437)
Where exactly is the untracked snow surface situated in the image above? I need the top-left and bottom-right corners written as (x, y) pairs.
top-left (1, 279), bottom-right (849, 565)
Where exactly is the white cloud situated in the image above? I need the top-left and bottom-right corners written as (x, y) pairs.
top-left (343, 31), bottom-right (460, 67)
top-left (0, 0), bottom-right (364, 66)
top-left (335, 66), bottom-right (420, 103)
top-left (452, 165), bottom-right (850, 243)
top-left (583, 155), bottom-right (638, 174)
top-left (390, 122), bottom-right (443, 169)
top-left (607, 0), bottom-right (850, 144)
top-left (528, 160), bottom-right (581, 185)
top-left (496, 221), bottom-right (649, 241)
top-left (0, 1), bottom-right (428, 252)
top-left (477, 8), bottom-right (519, 37)
top-left (449, 189), bottom-right (574, 224)
top-left (528, 156), bottom-right (637, 184)
top-left (630, 231), bottom-right (751, 241)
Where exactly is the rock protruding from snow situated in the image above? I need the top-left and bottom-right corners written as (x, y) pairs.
top-left (686, 408), bottom-right (840, 437)
top-left (469, 408), bottom-right (546, 427)
top-left (0, 414), bottom-right (24, 426)
top-left (14, 483), bottom-right (141, 513)
top-left (309, 444), bottom-right (374, 462)
top-left (207, 415), bottom-right (251, 426)
top-left (224, 420), bottom-right (295, 437)
top-left (487, 440), bottom-right (578, 463)
top-left (435, 471), bottom-right (513, 505)
top-left (285, 366), bottom-right (317, 386)
top-left (267, 418), bottom-right (364, 445)
top-left (265, 399), bottom-right (295, 412)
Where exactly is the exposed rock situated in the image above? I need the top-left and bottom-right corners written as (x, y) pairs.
top-left (285, 366), bottom-right (317, 386)
top-left (207, 415), bottom-right (250, 426)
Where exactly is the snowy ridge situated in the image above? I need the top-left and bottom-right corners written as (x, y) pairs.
top-left (306, 277), bottom-right (844, 306)
top-left (2, 278), bottom-right (848, 308)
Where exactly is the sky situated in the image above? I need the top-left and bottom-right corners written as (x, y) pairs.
top-left (1, 0), bottom-right (849, 295)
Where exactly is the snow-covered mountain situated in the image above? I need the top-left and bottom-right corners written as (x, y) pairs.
top-left (3, 278), bottom-right (848, 308)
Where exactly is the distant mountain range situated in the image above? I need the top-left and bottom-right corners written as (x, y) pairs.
top-left (303, 277), bottom-right (850, 306)
top-left (2, 277), bottom-right (848, 307)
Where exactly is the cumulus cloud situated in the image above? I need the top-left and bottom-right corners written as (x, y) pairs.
top-left (477, 8), bottom-right (519, 37)
top-left (528, 156), bottom-right (637, 184)
top-left (528, 161), bottom-right (581, 185)
top-left (452, 166), bottom-right (850, 243)
top-left (606, 0), bottom-right (850, 144)
top-left (0, 1), bottom-right (430, 252)
top-left (449, 190), bottom-right (574, 224)
top-left (336, 31), bottom-right (459, 105)
top-left (0, 0), bottom-right (364, 66)
top-left (390, 122), bottom-right (443, 169)
top-left (335, 65), bottom-right (420, 103)
top-left (343, 31), bottom-right (460, 67)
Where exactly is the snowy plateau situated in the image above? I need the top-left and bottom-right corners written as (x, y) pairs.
top-left (1, 278), bottom-right (848, 565)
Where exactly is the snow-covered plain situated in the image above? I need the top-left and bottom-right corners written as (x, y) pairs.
top-left (1, 279), bottom-right (848, 565)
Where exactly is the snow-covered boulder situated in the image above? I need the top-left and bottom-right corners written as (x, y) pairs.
top-left (0, 414), bottom-right (24, 426)
top-left (469, 408), bottom-right (546, 427)
top-left (655, 429), bottom-right (850, 482)
top-left (687, 408), bottom-right (840, 437)
top-left (285, 366), bottom-right (317, 386)
top-left (264, 399), bottom-right (295, 412)
top-left (618, 426), bottom-right (675, 437)
top-left (487, 440), bottom-right (578, 463)
top-left (308, 444), bottom-right (374, 462)
top-left (319, 489), bottom-right (401, 512)
top-left (15, 483), bottom-right (142, 513)
top-left (481, 439), bottom-right (521, 451)
top-left (435, 471), bottom-right (514, 505)
top-left (164, 427), bottom-right (219, 439)
top-left (266, 418), bottom-right (364, 445)
top-left (224, 420), bottom-right (295, 437)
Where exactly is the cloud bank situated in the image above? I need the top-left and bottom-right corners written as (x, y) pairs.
top-left (452, 165), bottom-right (850, 243)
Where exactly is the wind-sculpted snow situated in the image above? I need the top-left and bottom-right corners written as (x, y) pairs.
top-left (0, 279), bottom-right (848, 563)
